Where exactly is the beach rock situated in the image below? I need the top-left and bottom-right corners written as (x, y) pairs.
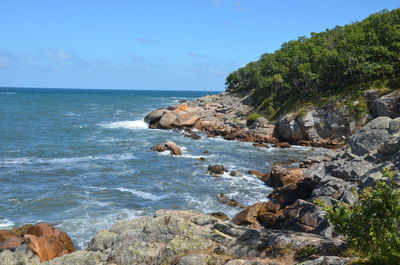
top-left (174, 111), bottom-right (200, 127)
top-left (253, 143), bottom-right (269, 148)
top-left (0, 229), bottom-right (14, 242)
top-left (165, 141), bottom-right (182, 156)
top-left (24, 223), bottom-right (75, 262)
top-left (217, 193), bottom-right (246, 208)
top-left (150, 144), bottom-right (167, 152)
top-left (208, 164), bottom-right (226, 175)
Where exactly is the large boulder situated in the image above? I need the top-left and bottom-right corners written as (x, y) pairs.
top-left (374, 89), bottom-right (400, 118)
top-left (24, 224), bottom-right (75, 262)
top-left (349, 116), bottom-right (400, 156)
top-left (164, 141), bottom-right (182, 156)
top-left (144, 109), bottom-right (166, 125)
top-left (266, 165), bottom-right (304, 188)
top-left (159, 111), bottom-right (178, 129)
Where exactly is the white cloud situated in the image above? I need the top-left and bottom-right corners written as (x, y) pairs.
top-left (40, 48), bottom-right (69, 59)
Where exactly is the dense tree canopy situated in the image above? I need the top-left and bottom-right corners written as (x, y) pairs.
top-left (226, 9), bottom-right (400, 117)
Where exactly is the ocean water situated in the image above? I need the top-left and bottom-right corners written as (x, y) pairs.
top-left (0, 88), bottom-right (319, 248)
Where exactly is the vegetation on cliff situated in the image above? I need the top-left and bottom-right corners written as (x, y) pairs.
top-left (226, 9), bottom-right (400, 118)
top-left (320, 167), bottom-right (400, 264)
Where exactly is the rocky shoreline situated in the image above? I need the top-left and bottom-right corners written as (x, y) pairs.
top-left (1, 90), bottom-right (399, 265)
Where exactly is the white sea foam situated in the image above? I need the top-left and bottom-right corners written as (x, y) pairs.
top-left (0, 218), bottom-right (14, 228)
top-left (0, 92), bottom-right (17, 95)
top-left (116, 188), bottom-right (164, 201)
top-left (99, 119), bottom-right (148, 130)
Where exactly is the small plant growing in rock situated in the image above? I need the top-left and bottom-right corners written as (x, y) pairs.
top-left (323, 167), bottom-right (400, 264)
top-left (246, 113), bottom-right (261, 126)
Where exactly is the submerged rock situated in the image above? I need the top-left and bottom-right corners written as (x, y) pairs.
top-left (165, 141), bottom-right (183, 156)
top-left (217, 193), bottom-right (246, 209)
top-left (208, 164), bottom-right (226, 175)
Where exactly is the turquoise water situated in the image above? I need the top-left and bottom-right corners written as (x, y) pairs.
top-left (0, 88), bottom-right (316, 248)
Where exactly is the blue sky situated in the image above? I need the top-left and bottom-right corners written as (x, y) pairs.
top-left (0, 1), bottom-right (398, 91)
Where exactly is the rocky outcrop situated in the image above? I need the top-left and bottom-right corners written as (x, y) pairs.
top-left (276, 107), bottom-right (356, 148)
top-left (373, 89), bottom-right (400, 118)
top-left (0, 223), bottom-right (75, 264)
top-left (145, 93), bottom-right (278, 145)
top-left (349, 116), bottom-right (400, 156)
top-left (28, 210), bottom-right (344, 265)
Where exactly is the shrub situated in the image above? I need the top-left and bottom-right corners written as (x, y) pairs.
top-left (246, 113), bottom-right (261, 126)
top-left (322, 167), bottom-right (400, 264)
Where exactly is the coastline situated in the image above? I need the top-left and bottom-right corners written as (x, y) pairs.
top-left (1, 90), bottom-right (399, 265)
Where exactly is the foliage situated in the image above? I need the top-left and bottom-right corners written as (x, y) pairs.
top-left (322, 167), bottom-right (400, 264)
top-left (246, 113), bottom-right (261, 126)
top-left (226, 9), bottom-right (400, 117)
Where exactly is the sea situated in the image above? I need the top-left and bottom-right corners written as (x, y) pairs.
top-left (0, 87), bottom-right (318, 248)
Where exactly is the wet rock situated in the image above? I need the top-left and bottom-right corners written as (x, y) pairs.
top-left (230, 170), bottom-right (244, 177)
top-left (248, 170), bottom-right (265, 177)
top-left (159, 111), bottom-right (178, 128)
top-left (197, 157), bottom-right (206, 161)
top-left (165, 141), bottom-right (182, 156)
top-left (208, 165), bottom-right (226, 175)
top-left (150, 144), bottom-right (167, 152)
top-left (217, 193), bottom-right (246, 208)
top-left (208, 212), bottom-right (229, 221)
top-left (253, 143), bottom-right (269, 148)
top-left (274, 142), bottom-right (292, 148)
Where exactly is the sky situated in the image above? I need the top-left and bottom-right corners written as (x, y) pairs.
top-left (0, 1), bottom-right (399, 91)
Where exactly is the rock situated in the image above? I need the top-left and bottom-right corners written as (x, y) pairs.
top-left (159, 111), bottom-right (178, 128)
top-left (0, 236), bottom-right (24, 250)
top-left (174, 112), bottom-right (200, 127)
top-left (0, 229), bottom-right (14, 242)
top-left (197, 157), bottom-right (206, 161)
top-left (231, 202), bottom-right (268, 228)
top-left (274, 142), bottom-right (292, 148)
top-left (165, 141), bottom-right (182, 156)
top-left (24, 223), bottom-right (75, 262)
top-left (267, 166), bottom-right (304, 188)
top-left (150, 144), bottom-right (167, 152)
top-left (43, 250), bottom-right (107, 265)
top-left (296, 256), bottom-right (354, 265)
top-left (248, 170), bottom-right (265, 177)
top-left (349, 116), bottom-right (400, 155)
top-left (374, 89), bottom-right (400, 118)
top-left (253, 143), bottom-right (269, 148)
top-left (177, 253), bottom-right (210, 265)
top-left (217, 193), bottom-right (246, 208)
top-left (208, 165), bottom-right (226, 175)
top-left (0, 244), bottom-right (41, 265)
top-left (144, 109), bottom-right (165, 124)
top-left (230, 170), bottom-right (243, 177)
top-left (208, 212), bottom-right (229, 221)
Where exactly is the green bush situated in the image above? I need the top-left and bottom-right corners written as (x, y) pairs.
top-left (322, 167), bottom-right (400, 264)
top-left (246, 113), bottom-right (261, 126)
